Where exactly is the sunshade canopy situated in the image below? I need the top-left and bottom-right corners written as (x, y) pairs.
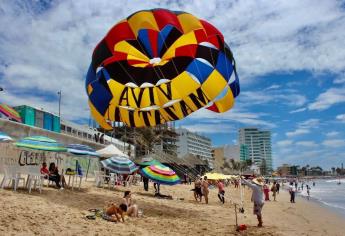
top-left (15, 136), bottom-right (66, 152)
top-left (203, 172), bottom-right (228, 180)
top-left (97, 144), bottom-right (127, 158)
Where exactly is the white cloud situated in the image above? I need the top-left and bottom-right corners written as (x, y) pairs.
top-left (265, 84), bottom-right (281, 90)
top-left (336, 114), bottom-right (345, 123)
top-left (322, 139), bottom-right (345, 148)
top-left (240, 90), bottom-right (307, 107)
top-left (295, 141), bottom-right (317, 148)
top-left (308, 87), bottom-right (345, 111)
top-left (298, 118), bottom-right (320, 129)
top-left (0, 0), bottom-right (344, 123)
top-left (276, 140), bottom-right (293, 147)
top-left (325, 131), bottom-right (339, 137)
top-left (289, 107), bottom-right (306, 114)
top-left (286, 128), bottom-right (310, 137)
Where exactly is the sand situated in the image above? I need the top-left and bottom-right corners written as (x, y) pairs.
top-left (0, 179), bottom-right (344, 236)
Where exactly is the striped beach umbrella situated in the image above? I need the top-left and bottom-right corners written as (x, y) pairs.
top-left (140, 164), bottom-right (180, 185)
top-left (101, 156), bottom-right (138, 174)
top-left (0, 104), bottom-right (22, 122)
top-left (67, 144), bottom-right (99, 156)
top-left (0, 131), bottom-right (13, 142)
top-left (15, 136), bottom-right (66, 152)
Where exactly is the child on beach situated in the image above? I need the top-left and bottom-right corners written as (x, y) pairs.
top-left (263, 184), bottom-right (270, 201)
top-left (241, 176), bottom-right (265, 227)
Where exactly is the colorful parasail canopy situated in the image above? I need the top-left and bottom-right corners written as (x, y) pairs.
top-left (15, 136), bottom-right (67, 152)
top-left (101, 156), bottom-right (138, 174)
top-left (140, 164), bottom-right (180, 185)
top-left (67, 144), bottom-right (99, 157)
top-left (0, 131), bottom-right (13, 142)
top-left (0, 104), bottom-right (22, 122)
top-left (86, 8), bottom-right (240, 129)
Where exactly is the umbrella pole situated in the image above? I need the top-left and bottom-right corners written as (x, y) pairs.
top-left (85, 158), bottom-right (91, 181)
top-left (234, 204), bottom-right (239, 231)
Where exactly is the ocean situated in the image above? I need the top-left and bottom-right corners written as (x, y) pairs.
top-left (297, 178), bottom-right (345, 217)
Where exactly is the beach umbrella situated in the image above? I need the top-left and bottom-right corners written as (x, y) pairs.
top-left (15, 136), bottom-right (66, 152)
top-left (101, 156), bottom-right (138, 174)
top-left (0, 131), bottom-right (13, 142)
top-left (67, 144), bottom-right (99, 179)
top-left (67, 144), bottom-right (99, 156)
top-left (140, 164), bottom-right (180, 185)
top-left (0, 103), bottom-right (22, 122)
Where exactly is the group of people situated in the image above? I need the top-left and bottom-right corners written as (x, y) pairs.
top-left (193, 175), bottom-right (210, 204)
top-left (40, 162), bottom-right (66, 189)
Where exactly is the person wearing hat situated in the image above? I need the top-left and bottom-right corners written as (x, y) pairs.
top-left (241, 176), bottom-right (265, 227)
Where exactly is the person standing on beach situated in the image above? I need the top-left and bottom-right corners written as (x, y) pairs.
top-left (289, 183), bottom-right (296, 203)
top-left (194, 175), bottom-right (202, 202)
top-left (241, 176), bottom-right (265, 227)
top-left (276, 182), bottom-right (280, 194)
top-left (271, 181), bottom-right (277, 201)
top-left (263, 184), bottom-right (270, 201)
top-left (217, 180), bottom-right (225, 204)
top-left (306, 185), bottom-right (311, 200)
top-left (202, 176), bottom-right (209, 204)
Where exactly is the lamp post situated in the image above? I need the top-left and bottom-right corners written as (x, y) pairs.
top-left (57, 90), bottom-right (62, 118)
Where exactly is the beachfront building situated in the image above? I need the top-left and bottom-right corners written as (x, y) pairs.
top-left (12, 104), bottom-right (135, 157)
top-left (176, 128), bottom-right (213, 168)
top-left (223, 144), bottom-right (240, 161)
top-left (240, 144), bottom-right (249, 162)
top-left (238, 128), bottom-right (273, 174)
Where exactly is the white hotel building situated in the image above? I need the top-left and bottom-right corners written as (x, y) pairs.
top-left (176, 128), bottom-right (213, 168)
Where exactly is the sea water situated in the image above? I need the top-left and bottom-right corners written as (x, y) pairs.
top-left (297, 178), bottom-right (345, 217)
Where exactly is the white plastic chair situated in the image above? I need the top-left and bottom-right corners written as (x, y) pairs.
top-left (123, 175), bottom-right (134, 187)
top-left (26, 166), bottom-right (44, 194)
top-left (0, 166), bottom-right (26, 191)
top-left (70, 174), bottom-right (83, 190)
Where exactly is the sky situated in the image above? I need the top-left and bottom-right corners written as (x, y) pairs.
top-left (0, 0), bottom-right (345, 169)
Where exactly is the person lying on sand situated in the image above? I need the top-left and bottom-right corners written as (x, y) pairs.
top-left (103, 203), bottom-right (127, 222)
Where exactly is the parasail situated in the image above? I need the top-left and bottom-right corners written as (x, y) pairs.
top-left (86, 9), bottom-right (240, 128)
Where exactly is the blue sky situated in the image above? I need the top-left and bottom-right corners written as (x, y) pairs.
top-left (0, 0), bottom-right (345, 169)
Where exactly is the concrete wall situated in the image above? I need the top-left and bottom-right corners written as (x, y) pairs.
top-left (0, 118), bottom-right (105, 150)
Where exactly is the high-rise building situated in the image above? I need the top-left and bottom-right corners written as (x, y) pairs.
top-left (238, 128), bottom-right (272, 174)
top-left (176, 128), bottom-right (213, 168)
top-left (240, 144), bottom-right (249, 162)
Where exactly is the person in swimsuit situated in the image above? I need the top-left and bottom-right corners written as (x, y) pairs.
top-left (121, 191), bottom-right (139, 217)
top-left (217, 180), bottom-right (225, 204)
top-left (202, 176), bottom-right (209, 204)
top-left (103, 203), bottom-right (127, 222)
top-left (194, 176), bottom-right (202, 202)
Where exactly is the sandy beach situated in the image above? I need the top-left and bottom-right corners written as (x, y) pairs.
top-left (0, 180), bottom-right (345, 236)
